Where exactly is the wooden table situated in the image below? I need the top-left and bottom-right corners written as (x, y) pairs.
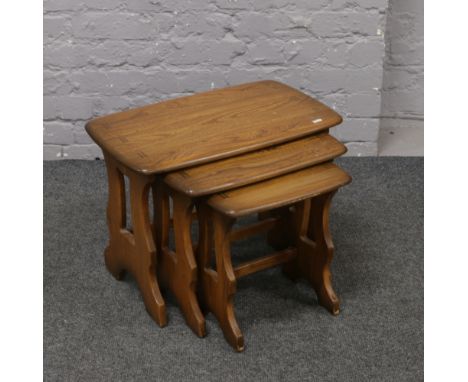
top-left (86, 80), bottom-right (344, 332)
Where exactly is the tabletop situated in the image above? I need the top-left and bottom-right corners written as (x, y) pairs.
top-left (86, 80), bottom-right (342, 174)
top-left (164, 133), bottom-right (346, 197)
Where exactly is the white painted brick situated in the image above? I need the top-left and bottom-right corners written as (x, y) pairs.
top-left (309, 13), bottom-right (382, 37)
top-left (172, 13), bottom-right (232, 39)
top-left (44, 145), bottom-right (63, 160)
top-left (392, 0), bottom-right (423, 14)
top-left (349, 41), bottom-right (384, 67)
top-left (382, 0), bottom-right (423, 125)
top-left (69, 71), bottom-right (148, 95)
top-left (233, 13), bottom-right (292, 39)
top-left (72, 13), bottom-right (160, 40)
top-left (332, 0), bottom-right (388, 10)
top-left (178, 70), bottom-right (228, 93)
top-left (305, 70), bottom-right (348, 94)
top-left (383, 66), bottom-right (423, 91)
top-left (79, 0), bottom-right (121, 10)
top-left (124, 0), bottom-right (164, 11)
top-left (252, 0), bottom-right (290, 11)
top-left (214, 0), bottom-right (251, 10)
top-left (382, 90), bottom-right (423, 116)
top-left (289, 0), bottom-right (328, 10)
top-left (247, 40), bottom-right (284, 65)
top-left (44, 44), bottom-right (89, 68)
top-left (87, 41), bottom-right (130, 66)
top-left (73, 126), bottom-right (94, 144)
top-left (346, 93), bottom-right (381, 117)
top-left (44, 0), bottom-right (77, 11)
top-left (158, 0), bottom-right (214, 11)
top-left (44, 16), bottom-right (71, 39)
top-left (323, 42), bottom-right (349, 68)
top-left (270, 68), bottom-right (308, 90)
top-left (387, 41), bottom-right (423, 66)
top-left (344, 142), bottom-right (378, 156)
top-left (44, 96), bottom-right (94, 120)
top-left (44, 122), bottom-right (75, 144)
top-left (209, 38), bottom-right (247, 65)
top-left (224, 69), bottom-right (266, 86)
top-left (345, 69), bottom-right (383, 92)
top-left (43, 71), bottom-right (74, 95)
top-left (284, 40), bottom-right (323, 64)
top-left (127, 42), bottom-right (172, 67)
top-left (357, 0), bottom-right (388, 9)
top-left (93, 96), bottom-right (131, 115)
top-left (331, 118), bottom-right (380, 142)
top-left (63, 144), bottom-right (104, 160)
top-left (166, 41), bottom-right (210, 65)
top-left (43, 0), bottom-right (423, 159)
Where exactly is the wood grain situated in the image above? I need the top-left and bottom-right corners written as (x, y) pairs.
top-left (283, 194), bottom-right (342, 315)
top-left (86, 81), bottom-right (342, 174)
top-left (233, 248), bottom-right (297, 278)
top-left (103, 153), bottom-right (167, 327)
top-left (207, 162), bottom-right (351, 217)
top-left (156, 187), bottom-right (206, 337)
top-left (164, 133), bottom-right (346, 197)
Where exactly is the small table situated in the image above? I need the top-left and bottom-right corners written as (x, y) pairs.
top-left (86, 80), bottom-right (343, 330)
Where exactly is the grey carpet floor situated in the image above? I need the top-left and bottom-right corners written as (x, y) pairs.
top-left (44, 158), bottom-right (423, 381)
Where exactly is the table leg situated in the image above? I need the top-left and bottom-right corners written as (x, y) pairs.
top-left (103, 154), bottom-right (127, 281)
top-left (103, 154), bottom-right (167, 327)
top-left (284, 193), bottom-right (340, 315)
top-left (156, 184), bottom-right (206, 337)
top-left (198, 207), bottom-right (244, 351)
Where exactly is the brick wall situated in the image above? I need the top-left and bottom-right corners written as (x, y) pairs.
top-left (44, 0), bottom-right (390, 159)
top-left (381, 0), bottom-right (423, 130)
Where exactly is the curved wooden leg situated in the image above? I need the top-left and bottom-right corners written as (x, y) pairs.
top-left (199, 209), bottom-right (244, 351)
top-left (157, 187), bottom-right (205, 337)
top-left (282, 194), bottom-right (340, 315)
top-left (302, 193), bottom-right (340, 315)
top-left (129, 173), bottom-right (167, 326)
top-left (282, 200), bottom-right (310, 282)
top-left (102, 153), bottom-right (166, 327)
top-left (308, 192), bottom-right (340, 315)
top-left (103, 153), bottom-right (127, 280)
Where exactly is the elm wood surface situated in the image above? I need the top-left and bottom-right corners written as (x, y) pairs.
top-left (197, 165), bottom-right (351, 351)
top-left (164, 133), bottom-right (347, 197)
top-left (103, 153), bottom-right (166, 327)
top-left (207, 162), bottom-right (352, 217)
top-left (283, 193), bottom-right (342, 315)
top-left (85, 80), bottom-right (342, 174)
top-left (233, 248), bottom-right (297, 279)
top-left (197, 205), bottom-right (244, 351)
top-left (103, 155), bottom-right (205, 335)
top-left (153, 181), bottom-right (206, 337)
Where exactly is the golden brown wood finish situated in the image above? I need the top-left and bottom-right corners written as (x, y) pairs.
top-left (165, 134), bottom-right (347, 197)
top-left (154, 181), bottom-right (206, 337)
top-left (283, 193), bottom-right (341, 315)
top-left (233, 248), bottom-right (297, 278)
top-left (197, 208), bottom-right (244, 351)
top-left (207, 162), bottom-right (351, 217)
top-left (229, 217), bottom-right (278, 242)
top-left (86, 81), bottom-right (342, 174)
top-left (103, 153), bottom-right (166, 327)
top-left (197, 164), bottom-right (351, 351)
